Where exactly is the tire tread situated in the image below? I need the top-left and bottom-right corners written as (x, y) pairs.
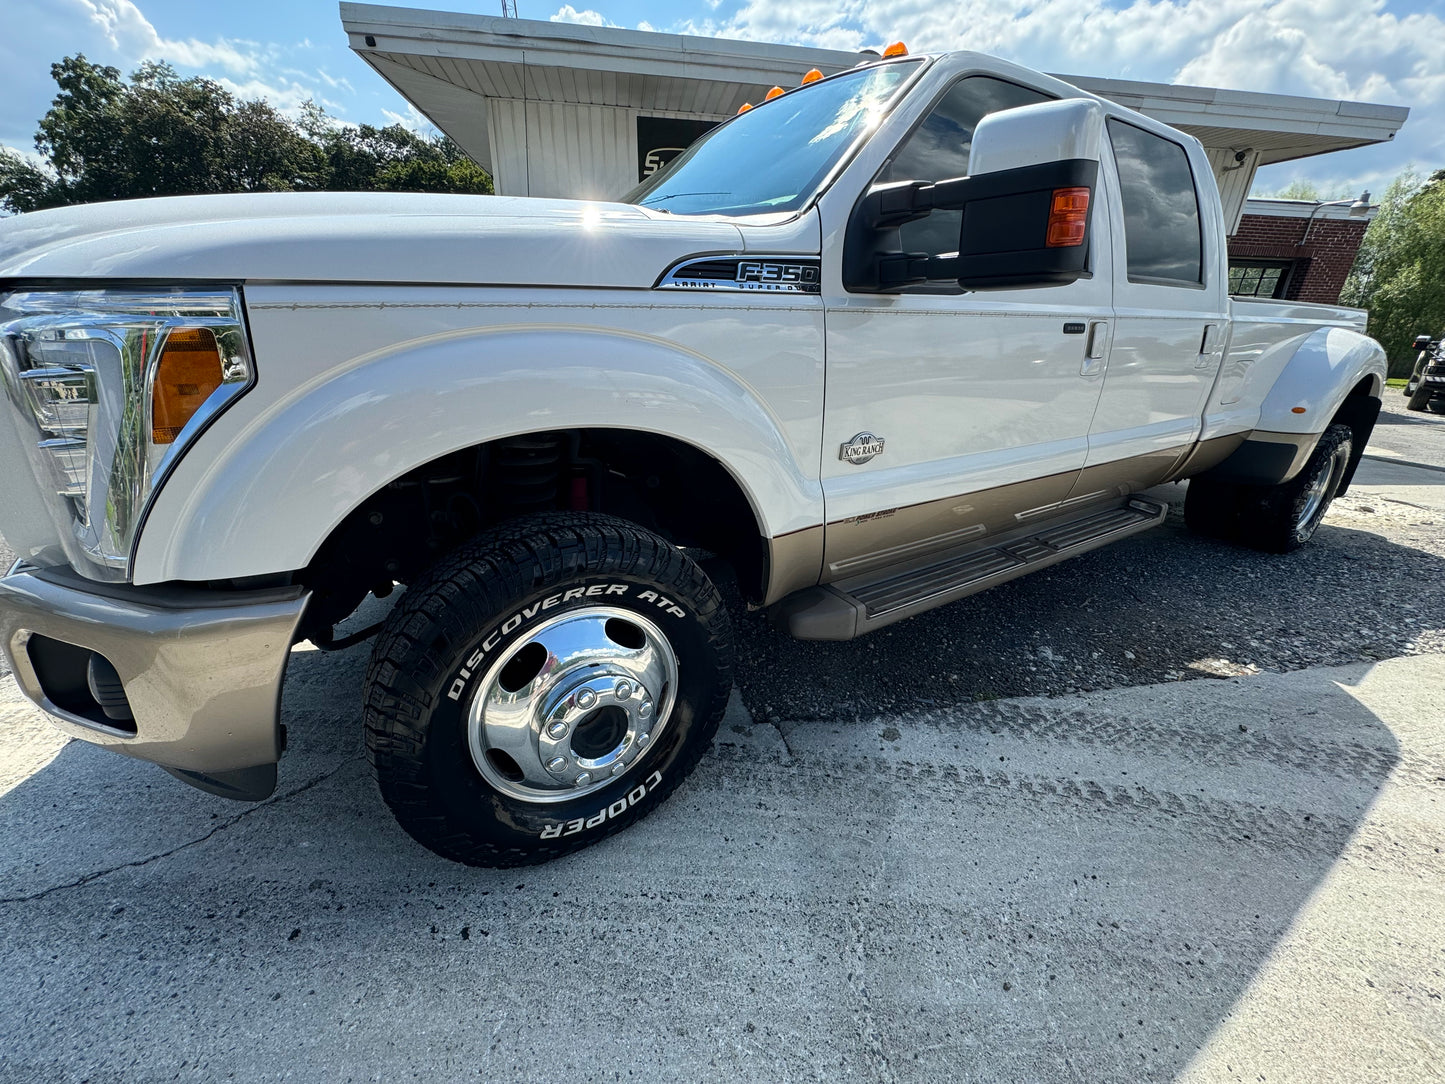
top-left (361, 512), bottom-right (733, 867)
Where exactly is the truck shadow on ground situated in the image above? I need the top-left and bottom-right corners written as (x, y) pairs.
top-left (728, 507), bottom-right (1445, 723)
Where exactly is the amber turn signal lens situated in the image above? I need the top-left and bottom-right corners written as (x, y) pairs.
top-left (738, 102), bottom-right (753, 113)
top-left (765, 85), bottom-right (785, 100)
top-left (882, 41), bottom-right (908, 58)
top-left (1045, 186), bottom-right (1091, 248)
top-left (801, 68), bottom-right (823, 84)
top-left (152, 327), bottom-right (223, 444)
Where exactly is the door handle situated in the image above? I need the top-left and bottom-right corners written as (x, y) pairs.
top-left (1196, 323), bottom-right (1222, 369)
top-left (1081, 321), bottom-right (1108, 376)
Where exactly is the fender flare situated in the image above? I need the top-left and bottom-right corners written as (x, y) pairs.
top-left (1204, 325), bottom-right (1386, 487)
top-left (1255, 325), bottom-right (1386, 435)
top-left (132, 326), bottom-right (823, 584)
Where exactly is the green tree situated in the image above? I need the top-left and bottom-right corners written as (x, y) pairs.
top-left (313, 121), bottom-right (491, 193)
top-left (1270, 180), bottom-right (1322, 201)
top-left (0, 150), bottom-right (53, 214)
top-left (2, 53), bottom-right (491, 214)
top-left (1341, 169), bottom-right (1445, 374)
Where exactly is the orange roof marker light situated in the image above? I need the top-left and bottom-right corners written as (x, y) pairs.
top-left (882, 41), bottom-right (908, 58)
top-left (738, 102), bottom-right (753, 113)
top-left (801, 68), bottom-right (823, 85)
top-left (765, 85), bottom-right (785, 100)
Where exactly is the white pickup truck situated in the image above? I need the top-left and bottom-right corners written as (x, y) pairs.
top-left (0, 49), bottom-right (1386, 866)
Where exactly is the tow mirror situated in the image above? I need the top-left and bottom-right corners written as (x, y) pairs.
top-left (956, 99), bottom-right (1103, 289)
top-left (845, 98), bottom-right (1105, 292)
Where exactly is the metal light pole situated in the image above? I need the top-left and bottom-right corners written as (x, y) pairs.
top-left (1301, 191), bottom-right (1371, 244)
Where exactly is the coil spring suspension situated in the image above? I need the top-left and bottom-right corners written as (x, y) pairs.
top-left (492, 433), bottom-right (566, 514)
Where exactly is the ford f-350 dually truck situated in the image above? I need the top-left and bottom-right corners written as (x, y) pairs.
top-left (0, 48), bottom-right (1386, 865)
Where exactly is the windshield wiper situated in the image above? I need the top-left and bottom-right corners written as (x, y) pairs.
top-left (641, 192), bottom-right (729, 206)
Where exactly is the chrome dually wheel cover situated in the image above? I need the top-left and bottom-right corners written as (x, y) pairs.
top-left (466, 606), bottom-right (678, 803)
top-left (1296, 440), bottom-right (1351, 536)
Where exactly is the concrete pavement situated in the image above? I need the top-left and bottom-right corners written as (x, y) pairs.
top-left (1, 651), bottom-right (1442, 1083)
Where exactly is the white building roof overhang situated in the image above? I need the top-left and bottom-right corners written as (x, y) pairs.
top-left (339, 2), bottom-right (1408, 221)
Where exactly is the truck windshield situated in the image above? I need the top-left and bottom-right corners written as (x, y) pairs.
top-left (626, 59), bottom-right (923, 217)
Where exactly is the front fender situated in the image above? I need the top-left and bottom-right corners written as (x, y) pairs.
top-left (133, 324), bottom-right (822, 584)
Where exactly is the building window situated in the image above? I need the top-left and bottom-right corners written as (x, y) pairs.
top-left (1228, 260), bottom-right (1292, 298)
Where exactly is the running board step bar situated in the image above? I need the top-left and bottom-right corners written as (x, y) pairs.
top-left (774, 497), bottom-right (1169, 641)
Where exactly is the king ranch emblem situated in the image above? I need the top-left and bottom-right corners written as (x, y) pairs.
top-left (840, 432), bottom-right (886, 465)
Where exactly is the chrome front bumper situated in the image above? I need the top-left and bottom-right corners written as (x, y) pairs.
top-left (0, 565), bottom-right (309, 800)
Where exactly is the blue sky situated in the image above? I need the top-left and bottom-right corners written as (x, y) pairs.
top-left (5, 0), bottom-right (1443, 197)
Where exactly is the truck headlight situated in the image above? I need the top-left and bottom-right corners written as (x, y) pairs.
top-left (0, 288), bottom-right (253, 581)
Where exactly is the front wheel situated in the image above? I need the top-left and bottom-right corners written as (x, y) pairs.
top-left (1407, 384), bottom-right (1432, 411)
top-left (362, 513), bottom-right (733, 867)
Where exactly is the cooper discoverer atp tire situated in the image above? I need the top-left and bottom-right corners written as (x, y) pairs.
top-left (362, 513), bottom-right (733, 867)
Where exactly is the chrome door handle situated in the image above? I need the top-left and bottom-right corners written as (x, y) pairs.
top-left (1081, 321), bottom-right (1108, 376)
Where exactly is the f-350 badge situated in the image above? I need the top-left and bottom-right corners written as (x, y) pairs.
top-left (840, 432), bottom-right (886, 465)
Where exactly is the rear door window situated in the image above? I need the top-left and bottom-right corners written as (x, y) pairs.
top-left (1107, 119), bottom-right (1203, 286)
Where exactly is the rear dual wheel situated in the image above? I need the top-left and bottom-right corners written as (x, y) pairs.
top-left (362, 513), bottom-right (733, 867)
top-left (1185, 423), bottom-right (1353, 553)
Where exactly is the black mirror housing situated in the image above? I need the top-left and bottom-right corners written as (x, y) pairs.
top-left (954, 158), bottom-right (1097, 289)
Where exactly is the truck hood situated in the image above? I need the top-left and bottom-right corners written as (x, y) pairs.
top-left (0, 192), bottom-right (747, 288)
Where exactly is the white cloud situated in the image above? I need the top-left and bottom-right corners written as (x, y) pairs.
top-left (216, 76), bottom-right (343, 118)
top-left (0, 0), bottom-right (370, 149)
top-left (381, 103), bottom-right (439, 136)
top-left (550, 5), bottom-right (617, 27)
top-left (72, 0), bottom-right (262, 76)
top-left (672, 0), bottom-right (1444, 195)
top-left (1, 143), bottom-right (48, 169)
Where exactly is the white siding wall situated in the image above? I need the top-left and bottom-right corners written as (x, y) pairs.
top-left (1204, 147), bottom-right (1261, 235)
top-left (486, 98), bottom-right (729, 200)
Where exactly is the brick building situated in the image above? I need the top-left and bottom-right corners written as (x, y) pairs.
top-left (1227, 198), bottom-right (1374, 304)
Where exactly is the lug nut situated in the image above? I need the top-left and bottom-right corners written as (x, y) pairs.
top-left (546, 721), bottom-right (568, 739)
top-left (612, 763), bottom-right (626, 776)
top-left (546, 757), bottom-right (567, 774)
top-left (637, 732), bottom-right (650, 747)
top-left (576, 688), bottom-right (598, 710)
top-left (574, 772), bottom-right (592, 786)
top-left (614, 679), bottom-right (633, 700)
top-left (638, 700), bottom-right (652, 720)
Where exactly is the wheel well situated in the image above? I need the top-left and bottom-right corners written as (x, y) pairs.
top-left (1330, 377), bottom-right (1382, 498)
top-left (296, 429), bottom-right (767, 639)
